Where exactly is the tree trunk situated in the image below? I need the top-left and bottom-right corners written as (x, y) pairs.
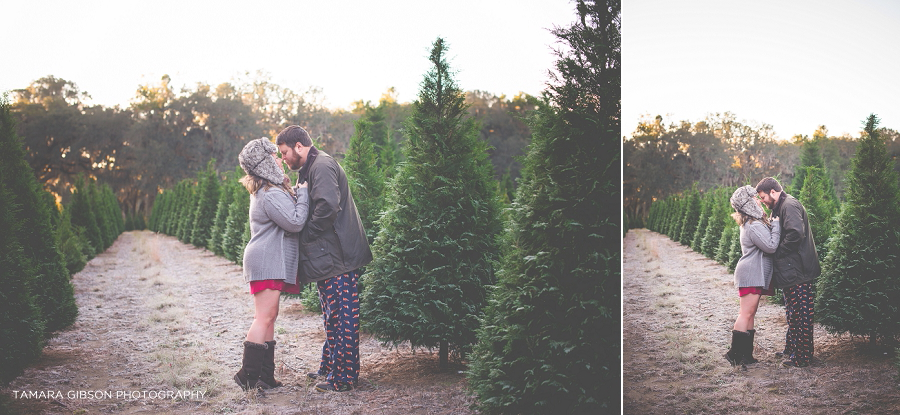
top-left (439, 340), bottom-right (448, 372)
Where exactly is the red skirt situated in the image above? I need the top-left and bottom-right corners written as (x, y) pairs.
top-left (249, 279), bottom-right (301, 295)
top-left (739, 286), bottom-right (775, 297)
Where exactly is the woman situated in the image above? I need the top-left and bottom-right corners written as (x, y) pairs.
top-left (233, 138), bottom-right (309, 390)
top-left (726, 185), bottom-right (781, 366)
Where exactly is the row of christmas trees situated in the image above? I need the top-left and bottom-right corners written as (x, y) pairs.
top-left (146, 10), bottom-right (617, 410)
top-left (645, 114), bottom-right (900, 346)
top-left (0, 99), bottom-right (125, 382)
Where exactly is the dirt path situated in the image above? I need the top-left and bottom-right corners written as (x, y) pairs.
top-left (2, 231), bottom-right (473, 415)
top-left (623, 228), bottom-right (900, 414)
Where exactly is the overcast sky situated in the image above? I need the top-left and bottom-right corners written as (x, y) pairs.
top-left (3, 0), bottom-right (576, 111)
top-left (623, 0), bottom-right (900, 140)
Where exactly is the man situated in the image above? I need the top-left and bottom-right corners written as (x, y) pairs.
top-left (756, 177), bottom-right (820, 368)
top-left (276, 125), bottom-right (372, 392)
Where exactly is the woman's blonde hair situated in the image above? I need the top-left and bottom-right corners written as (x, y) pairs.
top-left (239, 174), bottom-right (295, 197)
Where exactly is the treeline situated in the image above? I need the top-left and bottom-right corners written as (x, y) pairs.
top-left (622, 112), bottom-right (900, 224)
top-left (9, 73), bottom-right (534, 221)
top-left (1, 98), bottom-right (125, 383)
top-left (644, 114), bottom-right (900, 349)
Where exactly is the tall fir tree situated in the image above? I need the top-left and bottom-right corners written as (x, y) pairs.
top-left (363, 38), bottom-right (503, 371)
top-left (668, 194), bottom-right (687, 239)
top-left (190, 159), bottom-right (221, 248)
top-left (55, 207), bottom-right (90, 274)
top-left (678, 183), bottom-right (701, 246)
top-left (70, 175), bottom-right (102, 255)
top-left (715, 221), bottom-right (737, 265)
top-left (209, 167), bottom-right (240, 256)
top-left (701, 187), bottom-right (734, 260)
top-left (468, 1), bottom-right (620, 412)
top-left (792, 136), bottom-right (824, 194)
top-left (0, 97), bottom-right (77, 335)
top-left (175, 180), bottom-right (198, 243)
top-left (343, 118), bottom-right (387, 245)
top-left (797, 166), bottom-right (838, 262)
top-left (0, 180), bottom-right (45, 383)
top-left (88, 179), bottom-right (113, 250)
top-left (817, 114), bottom-right (900, 345)
top-left (691, 190), bottom-right (714, 251)
top-left (222, 183), bottom-right (250, 264)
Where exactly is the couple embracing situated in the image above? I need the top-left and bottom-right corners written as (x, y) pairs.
top-left (726, 177), bottom-right (819, 368)
top-left (233, 126), bottom-right (372, 393)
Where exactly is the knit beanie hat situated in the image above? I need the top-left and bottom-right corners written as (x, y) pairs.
top-left (238, 138), bottom-right (284, 185)
top-left (730, 185), bottom-right (765, 220)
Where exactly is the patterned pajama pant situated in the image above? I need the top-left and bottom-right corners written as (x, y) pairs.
top-left (316, 270), bottom-right (360, 387)
top-left (783, 283), bottom-right (814, 365)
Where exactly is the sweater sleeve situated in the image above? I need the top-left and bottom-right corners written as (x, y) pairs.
top-left (262, 188), bottom-right (309, 233)
top-left (748, 220), bottom-right (780, 254)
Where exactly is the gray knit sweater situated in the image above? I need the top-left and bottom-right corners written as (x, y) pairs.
top-left (242, 186), bottom-right (309, 284)
top-left (733, 219), bottom-right (781, 289)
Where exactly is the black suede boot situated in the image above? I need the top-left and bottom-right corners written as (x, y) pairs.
top-left (234, 341), bottom-right (268, 391)
top-left (725, 330), bottom-right (745, 366)
top-left (743, 329), bottom-right (759, 364)
top-left (261, 340), bottom-right (283, 388)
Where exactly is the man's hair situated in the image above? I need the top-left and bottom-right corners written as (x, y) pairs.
top-left (755, 177), bottom-right (783, 194)
top-left (275, 125), bottom-right (313, 147)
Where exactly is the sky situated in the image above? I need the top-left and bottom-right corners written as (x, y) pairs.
top-left (623, 0), bottom-right (900, 140)
top-left (3, 0), bottom-right (577, 111)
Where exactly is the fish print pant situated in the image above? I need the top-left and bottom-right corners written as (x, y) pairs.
top-left (316, 270), bottom-right (360, 387)
top-left (783, 283), bottom-right (814, 365)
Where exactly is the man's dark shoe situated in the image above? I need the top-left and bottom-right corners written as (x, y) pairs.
top-left (315, 382), bottom-right (352, 392)
top-left (307, 372), bottom-right (324, 380)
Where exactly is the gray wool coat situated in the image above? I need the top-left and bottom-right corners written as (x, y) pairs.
top-left (733, 219), bottom-right (781, 289)
top-left (242, 186), bottom-right (309, 284)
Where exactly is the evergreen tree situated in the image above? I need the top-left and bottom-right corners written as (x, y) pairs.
top-left (797, 166), bottom-right (838, 262)
top-left (55, 207), bottom-right (89, 274)
top-left (88, 179), bottom-right (113, 249)
top-left (677, 185), bottom-right (701, 245)
top-left (365, 103), bottom-right (400, 174)
top-left (691, 190), bottom-right (713, 251)
top-left (222, 184), bottom-right (250, 263)
top-left (0, 181), bottom-right (45, 383)
top-left (0, 97), bottom-right (77, 333)
top-left (70, 175), bottom-right (102, 255)
top-left (701, 187), bottom-right (733, 259)
top-left (190, 159), bottom-right (221, 248)
top-left (727, 222), bottom-right (742, 272)
top-left (817, 114), bottom-right (900, 345)
top-left (793, 133), bottom-right (825, 194)
top-left (668, 194), bottom-right (687, 239)
top-left (715, 222), bottom-right (737, 265)
top-left (134, 213), bottom-right (146, 230)
top-left (363, 38), bottom-right (503, 371)
top-left (343, 118), bottom-right (387, 245)
top-left (175, 180), bottom-right (198, 243)
top-left (499, 166), bottom-right (516, 204)
top-left (468, 1), bottom-right (620, 412)
top-left (209, 167), bottom-right (240, 256)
